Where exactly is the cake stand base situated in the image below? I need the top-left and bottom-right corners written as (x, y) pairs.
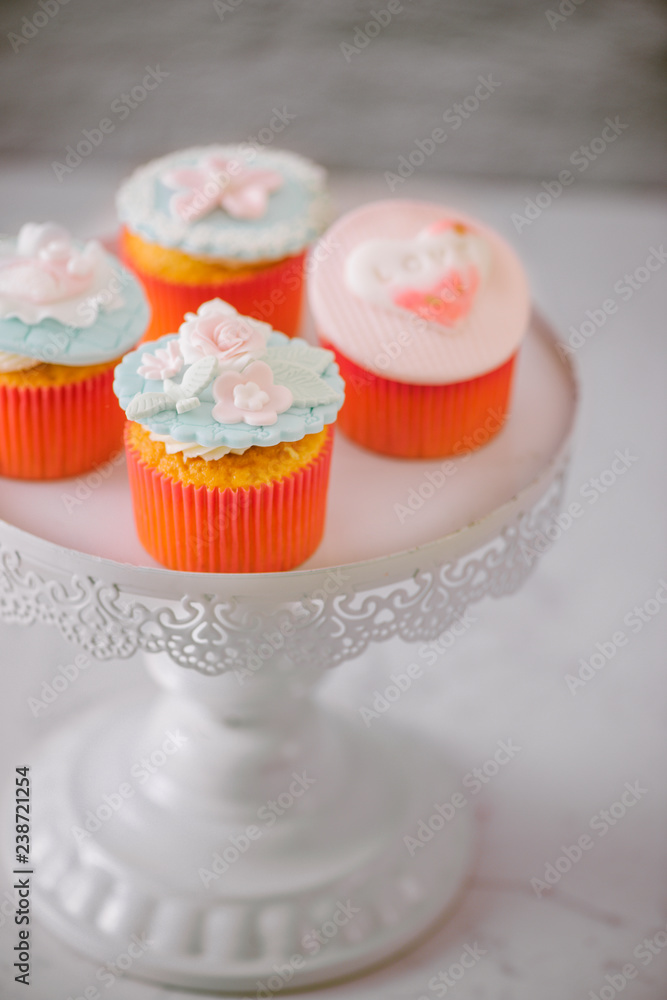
top-left (31, 690), bottom-right (471, 992)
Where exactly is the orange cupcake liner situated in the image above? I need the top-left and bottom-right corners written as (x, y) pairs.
top-left (120, 238), bottom-right (307, 343)
top-left (0, 367), bottom-right (126, 480)
top-left (124, 425), bottom-right (334, 573)
top-left (319, 338), bottom-right (517, 458)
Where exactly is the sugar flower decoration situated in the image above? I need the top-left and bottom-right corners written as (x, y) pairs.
top-left (162, 155), bottom-right (283, 223)
top-left (179, 299), bottom-right (271, 370)
top-left (0, 222), bottom-right (124, 329)
top-left (137, 339), bottom-right (183, 380)
top-left (0, 223), bottom-right (100, 305)
top-left (212, 361), bottom-right (293, 426)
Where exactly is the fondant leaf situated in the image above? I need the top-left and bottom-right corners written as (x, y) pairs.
top-left (264, 341), bottom-right (334, 375)
top-left (179, 355), bottom-right (217, 396)
top-left (268, 361), bottom-right (341, 408)
top-left (176, 397), bottom-right (201, 414)
top-left (126, 392), bottom-right (171, 420)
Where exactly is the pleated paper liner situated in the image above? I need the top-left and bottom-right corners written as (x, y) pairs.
top-left (0, 366), bottom-right (126, 480)
top-left (124, 425), bottom-right (334, 573)
top-left (319, 339), bottom-right (518, 458)
top-left (120, 232), bottom-right (306, 343)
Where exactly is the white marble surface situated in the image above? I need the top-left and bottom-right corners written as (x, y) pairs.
top-left (0, 168), bottom-right (666, 998)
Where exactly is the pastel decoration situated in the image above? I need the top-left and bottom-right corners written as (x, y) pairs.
top-left (344, 219), bottom-right (488, 328)
top-left (162, 155), bottom-right (284, 223)
top-left (0, 224), bottom-right (150, 367)
top-left (114, 303), bottom-right (345, 453)
top-left (310, 199), bottom-right (530, 385)
top-left (212, 361), bottom-right (293, 426)
top-left (179, 298), bottom-right (271, 368)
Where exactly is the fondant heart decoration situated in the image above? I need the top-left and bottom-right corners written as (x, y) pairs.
top-left (344, 220), bottom-right (488, 329)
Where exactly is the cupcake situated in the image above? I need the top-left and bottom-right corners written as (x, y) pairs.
top-left (308, 199), bottom-right (530, 458)
top-left (116, 145), bottom-right (330, 343)
top-left (0, 222), bottom-right (149, 480)
top-left (114, 298), bottom-right (345, 573)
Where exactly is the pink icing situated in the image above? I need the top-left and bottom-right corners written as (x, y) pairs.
top-left (212, 361), bottom-right (293, 426)
top-left (308, 200), bottom-right (530, 385)
top-left (138, 340), bottom-right (183, 380)
top-left (162, 155), bottom-right (283, 223)
top-left (179, 299), bottom-right (270, 369)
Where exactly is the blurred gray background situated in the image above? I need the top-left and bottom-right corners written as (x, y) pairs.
top-left (1, 0), bottom-right (666, 186)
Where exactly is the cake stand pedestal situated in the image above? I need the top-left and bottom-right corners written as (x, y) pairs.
top-left (0, 315), bottom-right (576, 992)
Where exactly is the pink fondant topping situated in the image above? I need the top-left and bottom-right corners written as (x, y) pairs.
top-left (162, 155), bottom-right (283, 222)
top-left (212, 360), bottom-right (293, 426)
top-left (308, 199), bottom-right (530, 385)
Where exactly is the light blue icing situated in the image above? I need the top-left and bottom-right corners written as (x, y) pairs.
top-left (116, 146), bottom-right (331, 262)
top-left (0, 257), bottom-right (150, 366)
top-left (114, 332), bottom-right (345, 451)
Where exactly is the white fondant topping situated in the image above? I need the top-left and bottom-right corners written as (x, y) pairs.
top-left (0, 350), bottom-right (40, 373)
top-left (0, 224), bottom-right (125, 328)
top-left (308, 200), bottom-right (531, 385)
top-left (148, 431), bottom-right (248, 461)
top-left (344, 220), bottom-right (488, 327)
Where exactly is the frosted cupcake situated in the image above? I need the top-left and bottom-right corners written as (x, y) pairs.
top-left (117, 145), bottom-right (330, 343)
top-left (114, 299), bottom-right (344, 573)
top-left (0, 223), bottom-right (149, 479)
top-left (308, 200), bottom-right (530, 458)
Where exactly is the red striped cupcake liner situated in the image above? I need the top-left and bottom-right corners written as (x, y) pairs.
top-left (319, 339), bottom-right (517, 458)
top-left (0, 366), bottom-right (125, 480)
top-left (120, 229), bottom-right (306, 342)
top-left (124, 425), bottom-right (334, 573)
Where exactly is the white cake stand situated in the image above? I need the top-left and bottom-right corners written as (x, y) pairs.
top-left (0, 314), bottom-right (576, 993)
